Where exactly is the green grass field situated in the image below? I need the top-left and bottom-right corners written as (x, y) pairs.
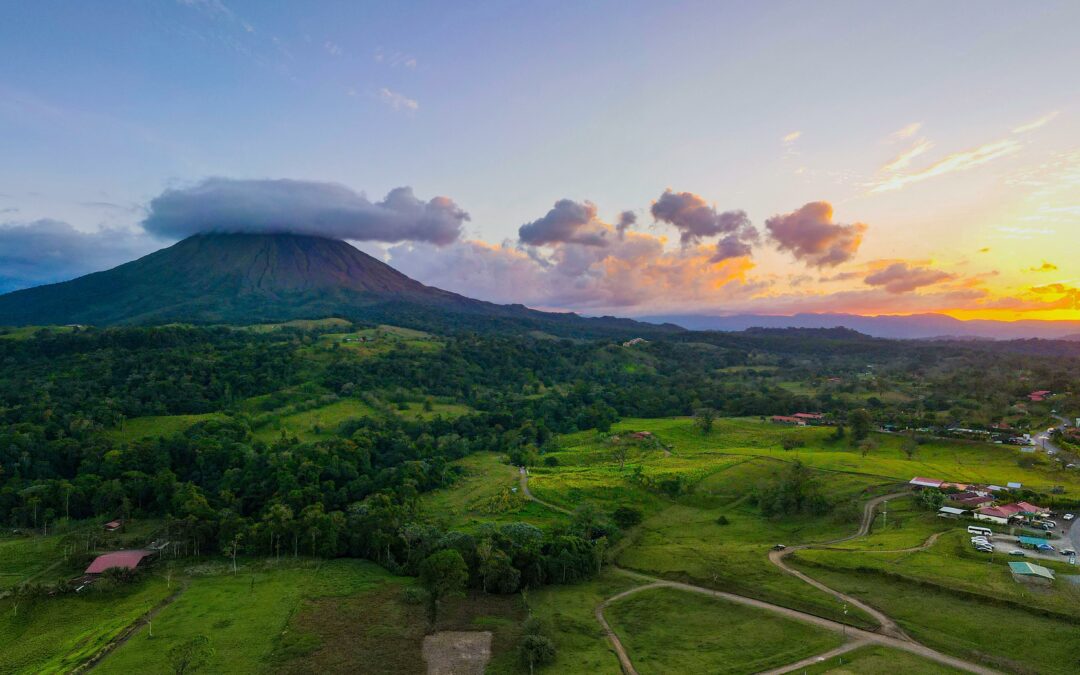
top-left (420, 453), bottom-right (567, 531)
top-left (0, 533), bottom-right (73, 590)
top-left (97, 559), bottom-right (394, 674)
top-left (787, 562), bottom-right (1080, 674)
top-left (0, 576), bottom-right (172, 674)
top-left (107, 413), bottom-right (227, 442)
top-left (560, 417), bottom-right (1080, 493)
top-left (605, 586), bottom-right (843, 674)
top-left (526, 572), bottom-right (642, 675)
top-left (799, 645), bottom-right (966, 674)
top-left (251, 398), bottom-right (375, 442)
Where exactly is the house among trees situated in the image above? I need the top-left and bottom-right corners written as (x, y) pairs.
top-left (1027, 390), bottom-right (1051, 402)
top-left (84, 550), bottom-right (155, 575)
top-left (793, 412), bottom-right (824, 422)
top-left (770, 415), bottom-right (806, 426)
top-left (103, 519), bottom-right (123, 532)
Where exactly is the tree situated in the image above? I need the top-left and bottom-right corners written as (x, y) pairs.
top-left (612, 506), bottom-right (642, 529)
top-left (519, 634), bottom-right (556, 674)
top-left (418, 549), bottom-right (468, 625)
top-left (168, 634), bottom-right (214, 675)
top-left (848, 409), bottom-right (872, 441)
top-left (610, 443), bottom-right (629, 470)
top-left (901, 436), bottom-right (918, 460)
top-left (694, 408), bottom-right (717, 435)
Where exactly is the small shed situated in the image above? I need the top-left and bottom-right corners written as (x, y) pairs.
top-left (85, 550), bottom-right (154, 575)
top-left (909, 477), bottom-right (944, 489)
top-left (937, 506), bottom-right (966, 518)
top-left (103, 520), bottom-right (122, 532)
top-left (1017, 535), bottom-right (1048, 549)
top-left (1008, 561), bottom-right (1055, 585)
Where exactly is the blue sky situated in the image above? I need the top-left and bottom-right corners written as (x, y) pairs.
top-left (1, 1), bottom-right (1078, 317)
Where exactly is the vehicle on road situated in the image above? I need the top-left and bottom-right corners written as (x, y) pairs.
top-left (967, 526), bottom-right (992, 537)
top-left (772, 544), bottom-right (786, 551)
top-left (1064, 513), bottom-right (1075, 521)
top-left (1061, 548), bottom-right (1077, 556)
top-left (1008, 550), bottom-right (1026, 556)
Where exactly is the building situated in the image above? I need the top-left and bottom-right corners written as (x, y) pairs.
top-left (974, 506), bottom-right (1015, 525)
top-left (1028, 390), bottom-right (1051, 402)
top-left (909, 477), bottom-right (944, 489)
top-left (1008, 561), bottom-right (1055, 585)
top-left (937, 506), bottom-right (967, 518)
top-left (1006, 482), bottom-right (1022, 490)
top-left (1017, 535), bottom-right (1051, 549)
top-left (793, 412), bottom-right (825, 422)
top-left (103, 520), bottom-right (123, 532)
top-left (771, 415), bottom-right (806, 426)
top-left (85, 550), bottom-right (154, 575)
top-left (951, 494), bottom-right (994, 509)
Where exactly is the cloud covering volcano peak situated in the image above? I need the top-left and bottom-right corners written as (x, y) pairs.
top-left (142, 178), bottom-right (469, 245)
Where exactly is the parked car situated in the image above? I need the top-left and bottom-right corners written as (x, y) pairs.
top-left (1064, 513), bottom-right (1075, 520)
top-left (1061, 548), bottom-right (1077, 556)
top-left (1008, 550), bottom-right (1026, 556)
top-left (772, 544), bottom-right (786, 551)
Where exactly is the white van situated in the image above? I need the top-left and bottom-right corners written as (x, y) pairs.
top-left (967, 526), bottom-right (992, 538)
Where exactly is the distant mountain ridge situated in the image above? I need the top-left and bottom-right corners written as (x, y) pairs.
top-left (641, 312), bottom-right (1080, 340)
top-left (0, 233), bottom-right (678, 337)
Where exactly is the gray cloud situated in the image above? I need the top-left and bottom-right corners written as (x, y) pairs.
top-left (765, 201), bottom-right (866, 268)
top-left (0, 219), bottom-right (157, 293)
top-left (616, 210), bottom-right (636, 238)
top-left (864, 262), bottom-right (953, 293)
top-left (517, 199), bottom-right (610, 247)
top-left (142, 178), bottom-right (469, 245)
top-left (711, 234), bottom-right (754, 262)
top-left (650, 189), bottom-right (755, 246)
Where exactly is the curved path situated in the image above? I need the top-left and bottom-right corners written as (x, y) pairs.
top-left (518, 470), bottom-right (999, 675)
top-left (769, 491), bottom-right (910, 640)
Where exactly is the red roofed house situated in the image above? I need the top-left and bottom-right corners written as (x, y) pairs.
top-left (1028, 390), bottom-right (1051, 402)
top-left (771, 415), bottom-right (806, 426)
top-left (103, 519), bottom-right (122, 532)
top-left (951, 494), bottom-right (994, 509)
top-left (1014, 501), bottom-right (1050, 516)
top-left (974, 506), bottom-right (1016, 525)
top-left (85, 550), bottom-right (154, 575)
top-left (793, 413), bottom-right (824, 420)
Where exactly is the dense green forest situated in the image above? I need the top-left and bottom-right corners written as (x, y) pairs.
top-left (2, 322), bottom-right (1078, 595)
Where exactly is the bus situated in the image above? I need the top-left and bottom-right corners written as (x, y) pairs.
top-left (967, 526), bottom-right (993, 538)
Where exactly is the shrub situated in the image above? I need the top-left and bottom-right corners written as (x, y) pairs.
top-left (612, 506), bottom-right (643, 529)
top-left (542, 455), bottom-right (559, 467)
top-left (715, 514), bottom-right (730, 526)
top-left (402, 586), bottom-right (430, 605)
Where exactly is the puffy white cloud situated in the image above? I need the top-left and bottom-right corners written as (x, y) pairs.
top-left (142, 178), bottom-right (468, 245)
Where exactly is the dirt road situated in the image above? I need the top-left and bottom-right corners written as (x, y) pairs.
top-left (517, 471), bottom-right (1000, 675)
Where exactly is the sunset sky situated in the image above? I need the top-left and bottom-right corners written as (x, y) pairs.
top-left (1, 1), bottom-right (1078, 320)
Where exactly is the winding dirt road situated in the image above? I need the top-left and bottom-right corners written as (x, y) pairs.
top-left (517, 470), bottom-right (999, 675)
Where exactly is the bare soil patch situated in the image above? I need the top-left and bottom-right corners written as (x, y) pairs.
top-left (422, 631), bottom-right (493, 675)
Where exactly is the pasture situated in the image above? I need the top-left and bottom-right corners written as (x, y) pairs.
top-left (605, 586), bottom-right (843, 674)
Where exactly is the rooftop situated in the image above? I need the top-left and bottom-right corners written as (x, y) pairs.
top-left (85, 550), bottom-right (153, 574)
top-left (1008, 561), bottom-right (1055, 581)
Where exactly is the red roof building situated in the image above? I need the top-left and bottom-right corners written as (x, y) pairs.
top-left (771, 415), bottom-right (806, 426)
top-left (909, 477), bottom-right (944, 489)
top-left (85, 550), bottom-right (153, 575)
top-left (793, 413), bottom-right (824, 420)
top-left (104, 520), bottom-right (122, 532)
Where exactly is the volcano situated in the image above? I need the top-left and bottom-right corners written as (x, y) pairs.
top-left (0, 233), bottom-right (669, 336)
